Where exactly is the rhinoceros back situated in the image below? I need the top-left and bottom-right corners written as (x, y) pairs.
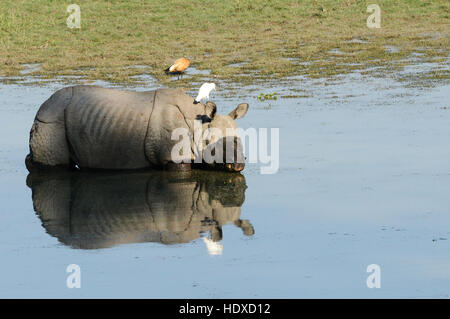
top-left (66, 86), bottom-right (155, 169)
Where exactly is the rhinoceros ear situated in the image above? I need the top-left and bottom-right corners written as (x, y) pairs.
top-left (205, 101), bottom-right (217, 119)
top-left (229, 103), bottom-right (249, 120)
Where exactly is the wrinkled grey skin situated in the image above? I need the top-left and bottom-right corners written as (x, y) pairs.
top-left (26, 85), bottom-right (249, 172)
top-left (26, 170), bottom-right (254, 249)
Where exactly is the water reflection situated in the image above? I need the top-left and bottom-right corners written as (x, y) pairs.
top-left (26, 170), bottom-right (253, 252)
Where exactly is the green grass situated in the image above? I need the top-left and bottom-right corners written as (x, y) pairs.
top-left (0, 0), bottom-right (448, 86)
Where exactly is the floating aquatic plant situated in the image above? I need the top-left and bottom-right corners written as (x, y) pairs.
top-left (257, 92), bottom-right (278, 101)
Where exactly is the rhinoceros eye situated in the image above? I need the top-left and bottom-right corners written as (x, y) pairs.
top-left (195, 114), bottom-right (212, 123)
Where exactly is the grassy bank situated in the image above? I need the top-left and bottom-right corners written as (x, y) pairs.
top-left (0, 0), bottom-right (448, 86)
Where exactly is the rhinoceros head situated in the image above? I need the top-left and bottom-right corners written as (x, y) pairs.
top-left (197, 102), bottom-right (249, 172)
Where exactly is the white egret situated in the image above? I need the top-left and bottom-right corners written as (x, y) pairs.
top-left (194, 82), bottom-right (216, 104)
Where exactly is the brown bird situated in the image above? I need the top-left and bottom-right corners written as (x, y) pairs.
top-left (165, 57), bottom-right (190, 75)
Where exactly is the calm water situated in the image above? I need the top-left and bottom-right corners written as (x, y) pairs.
top-left (0, 63), bottom-right (449, 298)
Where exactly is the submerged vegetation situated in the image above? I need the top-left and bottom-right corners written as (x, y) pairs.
top-left (0, 0), bottom-right (448, 86)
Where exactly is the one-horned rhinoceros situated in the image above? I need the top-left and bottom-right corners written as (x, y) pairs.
top-left (26, 85), bottom-right (249, 172)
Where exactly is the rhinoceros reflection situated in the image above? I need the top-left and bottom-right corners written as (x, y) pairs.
top-left (26, 170), bottom-right (253, 251)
